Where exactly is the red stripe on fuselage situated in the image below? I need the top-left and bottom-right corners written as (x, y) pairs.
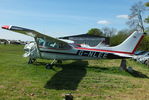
top-left (75, 47), bottom-right (133, 54)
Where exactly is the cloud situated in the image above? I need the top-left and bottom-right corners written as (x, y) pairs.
top-left (97, 20), bottom-right (110, 25)
top-left (116, 15), bottom-right (129, 19)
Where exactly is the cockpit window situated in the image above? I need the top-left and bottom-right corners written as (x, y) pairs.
top-left (45, 41), bottom-right (71, 49)
top-left (38, 38), bottom-right (45, 46)
top-left (37, 38), bottom-right (71, 49)
top-left (45, 42), bottom-right (57, 48)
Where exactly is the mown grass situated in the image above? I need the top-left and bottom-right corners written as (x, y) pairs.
top-left (0, 44), bottom-right (149, 100)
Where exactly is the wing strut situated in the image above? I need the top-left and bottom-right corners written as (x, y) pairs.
top-left (34, 37), bottom-right (42, 58)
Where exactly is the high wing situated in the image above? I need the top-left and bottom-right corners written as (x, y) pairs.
top-left (1, 25), bottom-right (69, 45)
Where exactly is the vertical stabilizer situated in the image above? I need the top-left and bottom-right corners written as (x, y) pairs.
top-left (101, 31), bottom-right (144, 54)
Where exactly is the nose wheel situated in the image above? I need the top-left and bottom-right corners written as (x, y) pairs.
top-left (28, 58), bottom-right (36, 64)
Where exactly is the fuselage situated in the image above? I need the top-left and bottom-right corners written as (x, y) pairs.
top-left (24, 42), bottom-right (131, 60)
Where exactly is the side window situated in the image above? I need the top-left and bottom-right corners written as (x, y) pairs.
top-left (45, 42), bottom-right (57, 48)
top-left (36, 38), bottom-right (71, 49)
top-left (59, 43), bottom-right (71, 49)
top-left (45, 41), bottom-right (71, 49)
top-left (37, 38), bottom-right (45, 46)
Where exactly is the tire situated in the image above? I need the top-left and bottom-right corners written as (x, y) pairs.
top-left (145, 60), bottom-right (149, 66)
top-left (28, 59), bottom-right (33, 64)
top-left (28, 58), bottom-right (36, 64)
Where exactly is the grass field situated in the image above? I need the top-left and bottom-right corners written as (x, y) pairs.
top-left (0, 45), bottom-right (149, 100)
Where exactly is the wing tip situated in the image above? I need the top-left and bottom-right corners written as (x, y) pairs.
top-left (1, 25), bottom-right (10, 29)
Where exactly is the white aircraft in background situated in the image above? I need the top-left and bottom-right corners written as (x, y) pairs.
top-left (2, 25), bottom-right (145, 69)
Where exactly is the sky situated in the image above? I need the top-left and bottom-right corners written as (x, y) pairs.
top-left (0, 0), bottom-right (148, 41)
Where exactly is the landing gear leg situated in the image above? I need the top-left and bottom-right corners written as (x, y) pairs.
top-left (45, 59), bottom-right (56, 69)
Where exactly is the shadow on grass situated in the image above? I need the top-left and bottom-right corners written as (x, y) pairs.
top-left (44, 60), bottom-right (88, 90)
top-left (87, 66), bottom-right (149, 78)
top-left (87, 66), bottom-right (128, 75)
top-left (127, 69), bottom-right (149, 78)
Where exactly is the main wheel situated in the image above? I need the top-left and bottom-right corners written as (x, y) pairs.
top-left (145, 60), bottom-right (149, 66)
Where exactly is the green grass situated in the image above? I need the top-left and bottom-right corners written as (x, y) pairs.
top-left (0, 44), bottom-right (149, 100)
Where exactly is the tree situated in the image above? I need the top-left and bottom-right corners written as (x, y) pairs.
top-left (145, 18), bottom-right (149, 23)
top-left (127, 1), bottom-right (146, 31)
top-left (145, 2), bottom-right (149, 7)
top-left (145, 2), bottom-right (149, 23)
top-left (87, 28), bottom-right (103, 36)
top-left (145, 27), bottom-right (149, 33)
top-left (102, 27), bottom-right (117, 37)
top-left (137, 35), bottom-right (149, 51)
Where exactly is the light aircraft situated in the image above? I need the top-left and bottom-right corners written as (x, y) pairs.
top-left (1, 25), bottom-right (145, 69)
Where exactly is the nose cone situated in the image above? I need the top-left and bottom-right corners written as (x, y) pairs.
top-left (1, 25), bottom-right (10, 29)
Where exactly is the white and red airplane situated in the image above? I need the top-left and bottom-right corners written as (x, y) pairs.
top-left (1, 25), bottom-right (145, 69)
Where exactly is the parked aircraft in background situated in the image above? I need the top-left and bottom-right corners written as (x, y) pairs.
top-left (2, 25), bottom-right (145, 69)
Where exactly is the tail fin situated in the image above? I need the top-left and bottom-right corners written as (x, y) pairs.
top-left (102, 31), bottom-right (145, 54)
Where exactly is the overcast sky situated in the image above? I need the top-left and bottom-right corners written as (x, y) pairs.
top-left (0, 0), bottom-right (148, 41)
